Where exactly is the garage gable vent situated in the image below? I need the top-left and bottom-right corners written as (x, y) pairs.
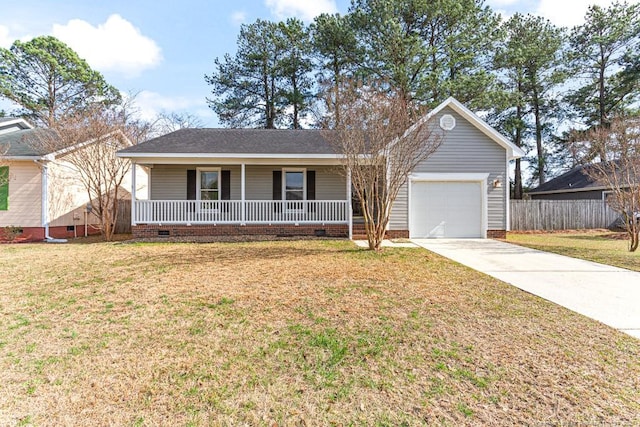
top-left (439, 114), bottom-right (456, 131)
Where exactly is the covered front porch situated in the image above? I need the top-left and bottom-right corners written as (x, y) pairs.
top-left (130, 161), bottom-right (354, 238)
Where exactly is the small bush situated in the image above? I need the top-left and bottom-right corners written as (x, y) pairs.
top-left (1, 226), bottom-right (23, 242)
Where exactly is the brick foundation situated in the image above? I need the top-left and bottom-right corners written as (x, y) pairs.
top-left (0, 225), bottom-right (101, 243)
top-left (385, 230), bottom-right (410, 239)
top-left (487, 229), bottom-right (507, 239)
top-left (133, 223), bottom-right (349, 239)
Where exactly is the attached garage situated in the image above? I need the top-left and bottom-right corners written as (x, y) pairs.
top-left (409, 174), bottom-right (488, 238)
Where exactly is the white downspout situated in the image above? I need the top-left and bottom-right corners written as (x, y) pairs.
top-left (36, 157), bottom-right (67, 243)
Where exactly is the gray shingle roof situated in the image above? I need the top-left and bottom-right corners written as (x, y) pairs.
top-left (529, 162), bottom-right (630, 194)
top-left (0, 128), bottom-right (54, 157)
top-left (118, 128), bottom-right (338, 155)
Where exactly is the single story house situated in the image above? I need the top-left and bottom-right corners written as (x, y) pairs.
top-left (0, 118), bottom-right (148, 242)
top-left (528, 162), bottom-right (632, 200)
top-left (117, 97), bottom-right (524, 240)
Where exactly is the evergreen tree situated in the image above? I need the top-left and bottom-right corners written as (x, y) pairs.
top-left (566, 1), bottom-right (640, 161)
top-left (0, 36), bottom-right (120, 127)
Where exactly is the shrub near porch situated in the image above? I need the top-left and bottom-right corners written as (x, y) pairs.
top-left (0, 241), bottom-right (638, 425)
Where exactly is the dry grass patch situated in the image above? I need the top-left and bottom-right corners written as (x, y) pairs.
top-left (508, 230), bottom-right (640, 271)
top-left (0, 240), bottom-right (639, 426)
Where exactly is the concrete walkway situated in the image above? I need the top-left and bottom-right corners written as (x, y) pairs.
top-left (412, 239), bottom-right (640, 339)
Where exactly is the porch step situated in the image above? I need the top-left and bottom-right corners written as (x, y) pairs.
top-left (352, 224), bottom-right (367, 240)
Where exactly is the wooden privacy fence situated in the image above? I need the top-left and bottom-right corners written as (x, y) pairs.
top-left (115, 200), bottom-right (132, 234)
top-left (510, 200), bottom-right (620, 231)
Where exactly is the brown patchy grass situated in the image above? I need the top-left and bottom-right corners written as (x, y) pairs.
top-left (508, 230), bottom-right (640, 272)
top-left (0, 240), bottom-right (639, 426)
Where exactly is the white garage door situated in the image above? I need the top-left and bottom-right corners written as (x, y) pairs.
top-left (410, 181), bottom-right (483, 238)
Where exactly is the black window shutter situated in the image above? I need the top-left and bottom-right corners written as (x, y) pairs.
top-left (187, 170), bottom-right (196, 200)
top-left (221, 170), bottom-right (231, 200)
top-left (273, 170), bottom-right (282, 213)
top-left (273, 171), bottom-right (282, 200)
top-left (307, 170), bottom-right (316, 200)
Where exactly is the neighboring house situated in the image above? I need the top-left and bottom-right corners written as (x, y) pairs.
top-left (528, 163), bottom-right (632, 200)
top-left (0, 118), bottom-right (148, 242)
top-left (117, 97), bottom-right (524, 240)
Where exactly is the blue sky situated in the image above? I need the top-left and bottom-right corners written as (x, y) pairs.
top-left (0, 0), bottom-right (632, 126)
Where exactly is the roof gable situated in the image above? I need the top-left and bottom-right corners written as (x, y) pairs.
top-left (0, 118), bottom-right (34, 136)
top-left (426, 98), bottom-right (525, 160)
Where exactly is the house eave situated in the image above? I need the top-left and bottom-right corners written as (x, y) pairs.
top-left (117, 152), bottom-right (346, 166)
top-left (117, 152), bottom-right (342, 159)
top-left (2, 155), bottom-right (47, 161)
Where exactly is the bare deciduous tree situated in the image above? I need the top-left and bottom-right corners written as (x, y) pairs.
top-left (33, 103), bottom-right (147, 241)
top-left (577, 115), bottom-right (640, 251)
top-left (323, 80), bottom-right (442, 251)
top-left (151, 111), bottom-right (203, 137)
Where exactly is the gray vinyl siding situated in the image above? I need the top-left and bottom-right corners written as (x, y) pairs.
top-left (390, 107), bottom-right (508, 231)
top-left (151, 165), bottom-right (187, 200)
top-left (529, 190), bottom-right (603, 200)
top-left (151, 165), bottom-right (241, 200)
top-left (245, 165), bottom-right (346, 200)
top-left (151, 164), bottom-right (346, 201)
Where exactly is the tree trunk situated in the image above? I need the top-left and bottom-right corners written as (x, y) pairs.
top-left (514, 159), bottom-right (522, 200)
top-left (513, 94), bottom-right (524, 199)
top-left (292, 75), bottom-right (299, 129)
top-left (598, 47), bottom-right (607, 161)
top-left (533, 87), bottom-right (545, 186)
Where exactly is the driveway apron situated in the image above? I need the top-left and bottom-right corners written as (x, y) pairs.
top-left (411, 239), bottom-right (640, 339)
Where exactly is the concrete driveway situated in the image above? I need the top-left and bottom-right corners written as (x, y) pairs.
top-left (412, 238), bottom-right (640, 339)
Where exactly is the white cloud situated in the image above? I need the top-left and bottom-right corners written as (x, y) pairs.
top-left (0, 25), bottom-right (12, 48)
top-left (231, 11), bottom-right (247, 26)
top-left (131, 90), bottom-right (208, 122)
top-left (536, 0), bottom-right (623, 27)
top-left (0, 25), bottom-right (33, 48)
top-left (52, 14), bottom-right (162, 78)
top-left (265, 0), bottom-right (337, 21)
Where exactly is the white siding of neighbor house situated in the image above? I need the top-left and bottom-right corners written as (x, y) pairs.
top-left (46, 158), bottom-right (148, 227)
top-left (0, 161), bottom-right (42, 227)
top-left (389, 107), bottom-right (508, 231)
top-left (151, 164), bottom-right (347, 201)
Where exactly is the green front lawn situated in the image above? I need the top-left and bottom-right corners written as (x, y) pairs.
top-left (507, 231), bottom-right (640, 272)
top-left (0, 239), bottom-right (638, 425)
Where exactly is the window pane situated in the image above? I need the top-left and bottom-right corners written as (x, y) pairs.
top-left (200, 190), bottom-right (219, 200)
top-left (201, 171), bottom-right (218, 190)
top-left (285, 171), bottom-right (303, 191)
top-left (286, 190), bottom-right (304, 201)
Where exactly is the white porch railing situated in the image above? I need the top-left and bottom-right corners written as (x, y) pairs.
top-left (134, 200), bottom-right (349, 224)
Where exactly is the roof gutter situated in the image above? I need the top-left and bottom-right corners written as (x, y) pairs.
top-left (528, 185), bottom-right (615, 195)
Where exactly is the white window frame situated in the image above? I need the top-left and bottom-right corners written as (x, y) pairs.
top-left (282, 168), bottom-right (306, 212)
top-left (196, 167), bottom-right (221, 212)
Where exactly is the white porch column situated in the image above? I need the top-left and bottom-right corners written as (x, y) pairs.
top-left (241, 163), bottom-right (246, 225)
top-left (131, 162), bottom-right (137, 226)
top-left (347, 168), bottom-right (353, 240)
